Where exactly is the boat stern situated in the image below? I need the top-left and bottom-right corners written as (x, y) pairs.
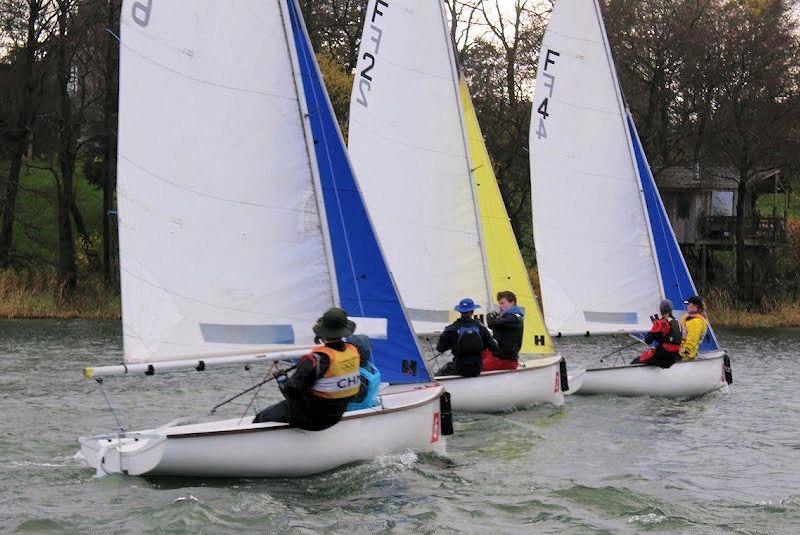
top-left (78, 432), bottom-right (167, 476)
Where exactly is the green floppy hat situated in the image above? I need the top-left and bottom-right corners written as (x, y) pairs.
top-left (313, 307), bottom-right (357, 339)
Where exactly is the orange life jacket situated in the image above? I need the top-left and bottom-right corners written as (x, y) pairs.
top-left (310, 343), bottom-right (361, 400)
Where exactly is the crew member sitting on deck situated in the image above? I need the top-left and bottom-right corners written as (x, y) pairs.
top-left (679, 295), bottom-right (709, 361)
top-left (435, 298), bottom-right (499, 378)
top-left (345, 334), bottom-right (382, 411)
top-left (253, 307), bottom-right (360, 430)
top-left (631, 299), bottom-right (682, 369)
top-left (483, 290), bottom-right (524, 371)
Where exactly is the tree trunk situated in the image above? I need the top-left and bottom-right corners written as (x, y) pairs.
top-left (56, 0), bottom-right (77, 291)
top-left (103, 0), bottom-right (120, 284)
top-left (71, 199), bottom-right (88, 238)
top-left (734, 175), bottom-right (748, 304)
top-left (505, 50), bottom-right (517, 108)
top-left (0, 0), bottom-right (42, 267)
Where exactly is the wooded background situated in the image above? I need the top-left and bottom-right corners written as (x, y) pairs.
top-left (0, 0), bottom-right (798, 309)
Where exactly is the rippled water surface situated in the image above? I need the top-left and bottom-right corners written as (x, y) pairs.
top-left (1, 319), bottom-right (798, 533)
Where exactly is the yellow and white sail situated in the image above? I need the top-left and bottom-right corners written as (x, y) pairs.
top-left (459, 79), bottom-right (554, 355)
top-left (348, 0), bottom-right (555, 355)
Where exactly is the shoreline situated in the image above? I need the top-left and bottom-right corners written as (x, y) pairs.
top-left (2, 270), bottom-right (798, 328)
top-left (1, 308), bottom-right (797, 330)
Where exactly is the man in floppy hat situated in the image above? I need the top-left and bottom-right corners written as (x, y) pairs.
top-left (680, 295), bottom-right (709, 361)
top-left (631, 299), bottom-right (682, 368)
top-left (253, 307), bottom-right (361, 430)
top-left (435, 298), bottom-right (498, 377)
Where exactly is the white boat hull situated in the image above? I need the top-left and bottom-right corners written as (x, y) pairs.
top-left (565, 367), bottom-right (586, 395)
top-left (437, 355), bottom-right (565, 412)
top-left (79, 385), bottom-right (446, 478)
top-left (577, 351), bottom-right (731, 398)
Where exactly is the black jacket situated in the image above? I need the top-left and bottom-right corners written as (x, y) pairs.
top-left (436, 317), bottom-right (499, 370)
top-left (487, 307), bottom-right (524, 360)
top-left (281, 340), bottom-right (355, 431)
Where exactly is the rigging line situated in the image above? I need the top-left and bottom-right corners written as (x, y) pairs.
top-left (94, 379), bottom-right (124, 432)
top-left (118, 18), bottom-right (193, 57)
top-left (546, 27), bottom-right (604, 45)
top-left (377, 54), bottom-right (453, 81)
top-left (294, 16), bottom-right (365, 316)
top-left (119, 154), bottom-right (316, 214)
top-left (548, 97), bottom-right (621, 116)
top-left (107, 28), bottom-right (298, 101)
top-left (245, 365), bottom-right (261, 412)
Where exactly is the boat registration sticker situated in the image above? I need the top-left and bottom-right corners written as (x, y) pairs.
top-left (431, 412), bottom-right (440, 443)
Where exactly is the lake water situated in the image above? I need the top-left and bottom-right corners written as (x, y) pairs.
top-left (1, 319), bottom-right (798, 533)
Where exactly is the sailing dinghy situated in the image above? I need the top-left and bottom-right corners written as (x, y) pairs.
top-left (348, 0), bottom-right (570, 412)
top-left (78, 0), bottom-right (448, 478)
top-left (529, 0), bottom-right (732, 398)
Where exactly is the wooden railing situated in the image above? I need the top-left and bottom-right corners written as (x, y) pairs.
top-left (699, 216), bottom-right (787, 243)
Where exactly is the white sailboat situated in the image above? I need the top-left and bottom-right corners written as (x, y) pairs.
top-left (529, 0), bottom-right (732, 398)
top-left (348, 0), bottom-right (568, 412)
top-left (78, 0), bottom-right (448, 478)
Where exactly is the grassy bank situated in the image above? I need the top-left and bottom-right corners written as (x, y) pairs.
top-left (0, 270), bottom-right (120, 320)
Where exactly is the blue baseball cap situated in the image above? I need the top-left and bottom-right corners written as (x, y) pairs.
top-left (454, 298), bottom-right (481, 313)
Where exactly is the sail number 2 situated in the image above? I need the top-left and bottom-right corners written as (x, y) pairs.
top-left (355, 0), bottom-right (389, 108)
top-left (535, 49), bottom-right (560, 139)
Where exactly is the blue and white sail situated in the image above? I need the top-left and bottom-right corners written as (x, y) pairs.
top-left (530, 0), bottom-right (720, 350)
top-left (115, 0), bottom-right (429, 383)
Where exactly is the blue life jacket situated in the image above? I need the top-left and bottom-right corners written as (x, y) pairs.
top-left (346, 362), bottom-right (381, 411)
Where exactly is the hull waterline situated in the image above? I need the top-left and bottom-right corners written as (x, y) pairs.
top-left (79, 385), bottom-right (446, 478)
top-left (437, 355), bottom-right (566, 412)
top-left (577, 351), bottom-right (732, 398)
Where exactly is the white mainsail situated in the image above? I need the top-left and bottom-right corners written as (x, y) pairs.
top-left (348, 0), bottom-right (490, 333)
top-left (529, 0), bottom-right (663, 336)
top-left (117, 0), bottom-right (334, 363)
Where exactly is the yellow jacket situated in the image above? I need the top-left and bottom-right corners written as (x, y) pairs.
top-left (679, 314), bottom-right (708, 360)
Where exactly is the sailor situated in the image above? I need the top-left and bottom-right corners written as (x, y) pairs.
top-left (253, 307), bottom-right (361, 431)
top-left (435, 298), bottom-right (499, 377)
top-left (679, 295), bottom-right (709, 361)
top-left (483, 290), bottom-right (524, 371)
top-left (631, 299), bottom-right (682, 368)
top-left (345, 334), bottom-right (382, 411)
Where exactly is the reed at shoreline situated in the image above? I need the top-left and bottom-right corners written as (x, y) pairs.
top-left (0, 269), bottom-right (120, 320)
top-left (1, 269), bottom-right (798, 328)
top-left (706, 288), bottom-right (800, 329)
